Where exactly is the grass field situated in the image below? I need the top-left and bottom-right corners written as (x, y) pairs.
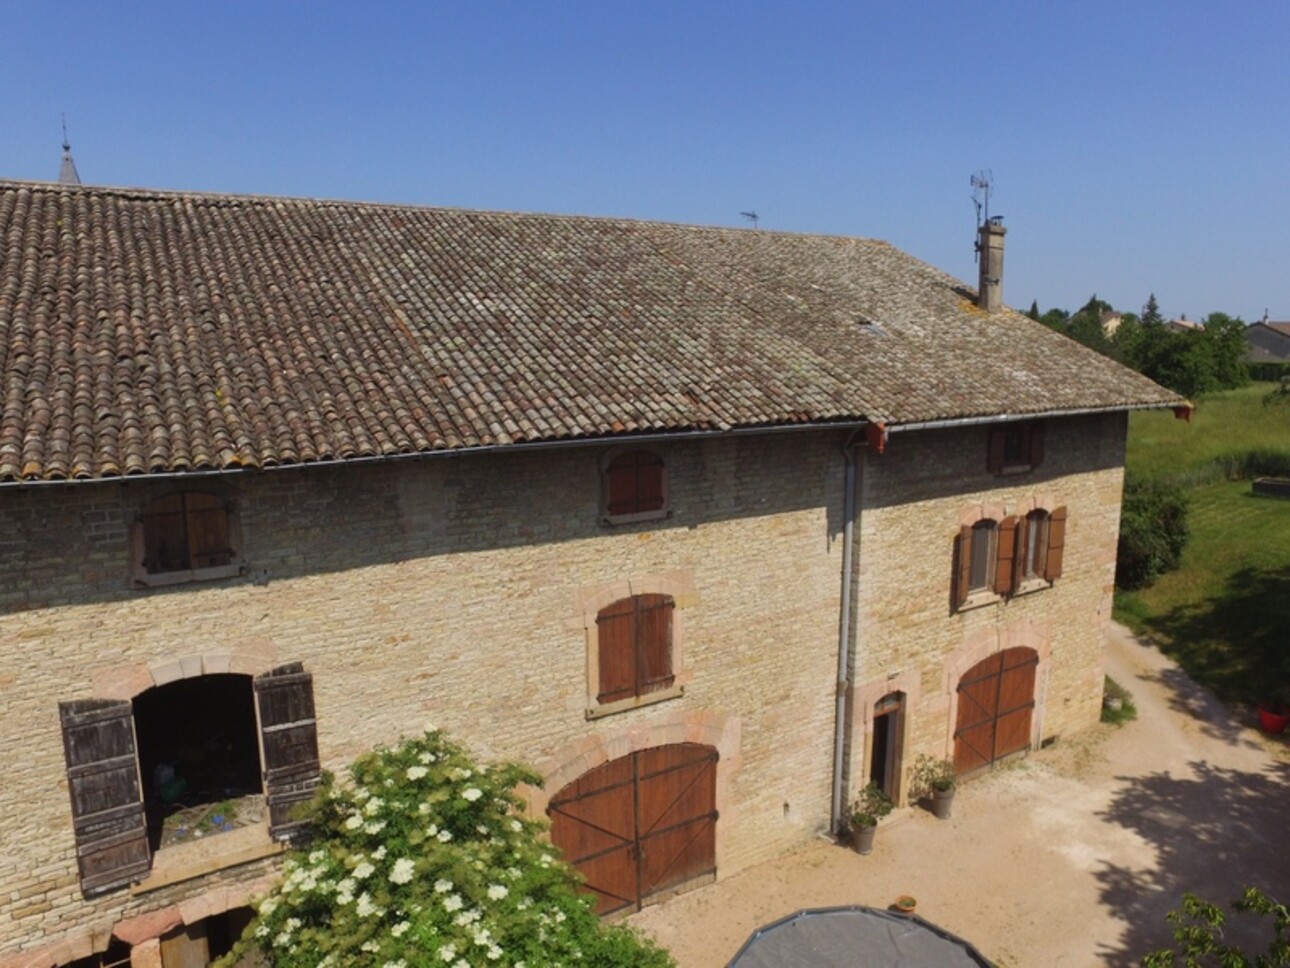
top-left (1115, 383), bottom-right (1290, 705)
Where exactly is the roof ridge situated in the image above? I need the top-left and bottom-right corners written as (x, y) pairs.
top-left (0, 178), bottom-right (882, 244)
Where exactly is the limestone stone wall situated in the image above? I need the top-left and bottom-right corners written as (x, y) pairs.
top-left (848, 412), bottom-right (1126, 800)
top-left (0, 431), bottom-right (846, 961)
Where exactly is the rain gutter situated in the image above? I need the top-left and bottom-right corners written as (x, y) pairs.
top-left (0, 420), bottom-right (873, 490)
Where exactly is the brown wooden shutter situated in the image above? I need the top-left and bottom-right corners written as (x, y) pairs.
top-left (636, 595), bottom-right (675, 694)
top-left (185, 493), bottom-right (232, 568)
top-left (606, 458), bottom-right (638, 516)
top-left (955, 525), bottom-right (973, 608)
top-left (636, 456), bottom-right (665, 513)
top-left (597, 600), bottom-right (638, 704)
top-left (254, 664), bottom-right (321, 841)
top-left (1028, 423), bottom-right (1045, 468)
top-left (987, 429), bottom-right (1006, 474)
top-left (59, 700), bottom-right (151, 896)
top-left (1044, 507), bottom-right (1067, 581)
top-left (995, 516), bottom-right (1018, 595)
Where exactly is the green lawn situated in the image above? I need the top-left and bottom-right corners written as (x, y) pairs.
top-left (1115, 384), bottom-right (1290, 705)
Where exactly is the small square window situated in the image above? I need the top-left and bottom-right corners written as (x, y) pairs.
top-left (132, 491), bottom-right (242, 587)
top-left (601, 449), bottom-right (669, 524)
top-left (987, 422), bottom-right (1044, 475)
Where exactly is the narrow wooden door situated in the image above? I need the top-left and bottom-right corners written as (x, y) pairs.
top-left (548, 744), bottom-right (717, 915)
top-left (953, 648), bottom-right (1038, 776)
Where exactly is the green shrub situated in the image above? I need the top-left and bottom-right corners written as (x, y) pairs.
top-left (1117, 474), bottom-right (1190, 591)
top-left (1100, 676), bottom-right (1138, 726)
top-left (1142, 887), bottom-right (1290, 966)
top-left (216, 732), bottom-right (673, 968)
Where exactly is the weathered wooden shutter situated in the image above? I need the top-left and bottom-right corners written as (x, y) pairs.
top-left (636, 595), bottom-right (675, 695)
top-left (635, 454), bottom-right (665, 513)
top-left (1027, 423), bottom-right (1045, 468)
top-left (1044, 507), bottom-right (1067, 581)
top-left (185, 493), bottom-right (232, 568)
top-left (986, 429), bottom-right (1006, 474)
top-left (994, 516), bottom-right (1018, 595)
top-left (255, 664), bottom-right (321, 841)
top-left (59, 700), bottom-right (151, 896)
top-left (954, 525), bottom-right (973, 608)
top-left (597, 599), bottom-right (638, 704)
top-left (605, 451), bottom-right (665, 517)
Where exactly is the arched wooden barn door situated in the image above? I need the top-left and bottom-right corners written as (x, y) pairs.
top-left (547, 743), bottom-right (717, 915)
top-left (954, 647), bottom-right (1038, 777)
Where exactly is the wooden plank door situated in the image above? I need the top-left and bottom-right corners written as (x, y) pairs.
top-left (954, 648), bottom-right (1038, 776)
top-left (635, 744), bottom-right (717, 901)
top-left (548, 756), bottom-right (639, 916)
top-left (548, 744), bottom-right (717, 916)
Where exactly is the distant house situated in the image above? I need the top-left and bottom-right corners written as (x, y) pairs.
top-left (1165, 317), bottom-right (1202, 334)
top-left (1244, 320), bottom-right (1290, 362)
top-left (0, 181), bottom-right (1183, 967)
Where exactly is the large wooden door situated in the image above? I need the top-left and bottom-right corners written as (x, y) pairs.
top-left (954, 648), bottom-right (1038, 776)
top-left (548, 744), bottom-right (717, 916)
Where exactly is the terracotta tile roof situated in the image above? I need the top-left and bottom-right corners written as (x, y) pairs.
top-left (0, 181), bottom-right (1182, 482)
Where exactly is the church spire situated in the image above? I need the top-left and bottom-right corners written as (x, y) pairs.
top-left (58, 115), bottom-right (81, 185)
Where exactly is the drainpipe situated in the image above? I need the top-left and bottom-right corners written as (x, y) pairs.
top-left (830, 430), bottom-right (862, 834)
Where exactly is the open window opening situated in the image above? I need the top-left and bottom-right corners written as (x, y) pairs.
top-left (132, 675), bottom-right (264, 851)
top-left (869, 692), bottom-right (905, 800)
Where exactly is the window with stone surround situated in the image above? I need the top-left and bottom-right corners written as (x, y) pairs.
top-left (58, 664), bottom-right (319, 897)
top-left (132, 491), bottom-right (243, 587)
top-left (987, 421), bottom-right (1044, 475)
top-left (601, 448), bottom-right (668, 524)
top-left (955, 505), bottom-right (1067, 609)
top-left (596, 594), bottom-right (675, 705)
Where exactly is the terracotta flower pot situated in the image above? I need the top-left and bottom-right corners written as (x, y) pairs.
top-left (893, 895), bottom-right (917, 914)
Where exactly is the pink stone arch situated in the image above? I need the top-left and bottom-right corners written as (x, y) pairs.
top-left (92, 650), bottom-right (279, 700)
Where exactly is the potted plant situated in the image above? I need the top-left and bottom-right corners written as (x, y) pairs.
top-left (909, 754), bottom-right (957, 820)
top-left (892, 895), bottom-right (918, 915)
top-left (849, 782), bottom-right (894, 855)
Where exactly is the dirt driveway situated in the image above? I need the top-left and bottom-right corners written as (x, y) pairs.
top-left (629, 624), bottom-right (1290, 966)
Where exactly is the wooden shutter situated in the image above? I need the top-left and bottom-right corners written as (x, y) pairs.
top-left (59, 700), bottom-right (151, 896)
top-left (255, 664), bottom-right (321, 841)
top-left (605, 451), bottom-right (665, 517)
top-left (636, 595), bottom-right (675, 694)
top-left (597, 599), bottom-right (638, 704)
top-left (986, 429), bottom-right (1006, 474)
top-left (185, 493), bottom-right (232, 569)
top-left (1028, 423), bottom-right (1045, 468)
top-left (606, 458), bottom-right (638, 516)
top-left (994, 516), bottom-right (1018, 595)
top-left (1044, 507), bottom-right (1067, 581)
top-left (954, 525), bottom-right (973, 608)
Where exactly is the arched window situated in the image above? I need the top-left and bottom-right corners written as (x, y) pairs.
top-left (602, 449), bottom-right (668, 523)
top-left (955, 506), bottom-right (1068, 608)
top-left (133, 492), bottom-right (241, 586)
top-left (596, 594), bottom-right (675, 704)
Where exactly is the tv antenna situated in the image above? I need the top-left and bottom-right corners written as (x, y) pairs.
top-left (740, 210), bottom-right (760, 229)
top-left (970, 170), bottom-right (993, 262)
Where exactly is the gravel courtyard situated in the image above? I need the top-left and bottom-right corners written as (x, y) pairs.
top-left (629, 624), bottom-right (1290, 966)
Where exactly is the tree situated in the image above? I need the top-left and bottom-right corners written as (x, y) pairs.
top-left (1117, 474), bottom-right (1189, 590)
top-left (1200, 312), bottom-right (1252, 391)
top-left (1143, 887), bottom-right (1290, 966)
top-left (217, 732), bottom-right (674, 968)
top-left (1026, 299), bottom-right (1041, 321)
top-left (1142, 293), bottom-right (1164, 328)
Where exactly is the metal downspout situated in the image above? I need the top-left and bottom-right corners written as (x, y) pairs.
top-left (830, 431), bottom-right (860, 834)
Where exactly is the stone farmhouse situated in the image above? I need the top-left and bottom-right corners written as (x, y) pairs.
top-left (0, 181), bottom-right (1184, 967)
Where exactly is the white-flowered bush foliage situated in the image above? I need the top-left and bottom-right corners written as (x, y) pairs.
top-left (216, 731), bottom-right (673, 968)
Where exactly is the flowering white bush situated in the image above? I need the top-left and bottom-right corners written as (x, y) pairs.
top-left (216, 731), bottom-right (672, 967)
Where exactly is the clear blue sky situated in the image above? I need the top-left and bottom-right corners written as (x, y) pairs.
top-left (4, 1), bottom-right (1287, 322)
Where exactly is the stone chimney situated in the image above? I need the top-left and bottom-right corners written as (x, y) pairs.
top-left (977, 216), bottom-right (1006, 312)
